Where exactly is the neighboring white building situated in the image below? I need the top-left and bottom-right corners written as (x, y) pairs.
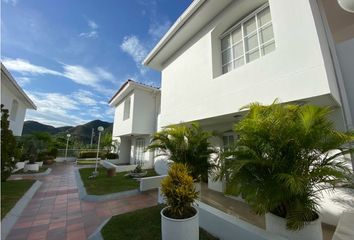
top-left (109, 79), bottom-right (160, 168)
top-left (1, 63), bottom-right (37, 136)
top-left (143, 0), bottom-right (354, 192)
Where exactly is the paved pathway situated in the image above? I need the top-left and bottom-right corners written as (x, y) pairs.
top-left (6, 163), bottom-right (157, 240)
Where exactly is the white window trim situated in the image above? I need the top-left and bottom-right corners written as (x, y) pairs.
top-left (220, 3), bottom-right (275, 73)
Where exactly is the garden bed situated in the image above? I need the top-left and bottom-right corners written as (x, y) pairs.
top-left (1, 180), bottom-right (35, 219)
top-left (14, 166), bottom-right (48, 174)
top-left (101, 205), bottom-right (218, 240)
top-left (78, 167), bottom-right (158, 195)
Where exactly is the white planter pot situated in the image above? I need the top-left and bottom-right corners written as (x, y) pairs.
top-left (24, 163), bottom-right (39, 172)
top-left (266, 213), bottom-right (322, 240)
top-left (36, 161), bottom-right (43, 167)
top-left (337, 0), bottom-right (354, 13)
top-left (161, 207), bottom-right (199, 240)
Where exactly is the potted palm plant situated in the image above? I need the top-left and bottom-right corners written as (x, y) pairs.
top-left (160, 163), bottom-right (199, 240)
top-left (217, 101), bottom-right (353, 240)
top-left (147, 122), bottom-right (216, 183)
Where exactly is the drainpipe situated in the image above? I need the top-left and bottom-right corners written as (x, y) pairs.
top-left (316, 0), bottom-right (354, 170)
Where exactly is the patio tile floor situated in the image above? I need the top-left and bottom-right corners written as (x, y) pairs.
top-left (5, 163), bottom-right (157, 240)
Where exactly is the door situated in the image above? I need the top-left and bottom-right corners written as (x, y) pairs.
top-left (135, 138), bottom-right (145, 164)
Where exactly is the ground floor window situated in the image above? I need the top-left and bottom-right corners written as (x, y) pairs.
top-left (135, 138), bottom-right (145, 164)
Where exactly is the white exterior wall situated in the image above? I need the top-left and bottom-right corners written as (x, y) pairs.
top-left (112, 92), bottom-right (134, 137)
top-left (132, 89), bottom-right (159, 135)
top-left (159, 0), bottom-right (340, 128)
top-left (1, 84), bottom-right (27, 136)
top-left (336, 38), bottom-right (354, 128)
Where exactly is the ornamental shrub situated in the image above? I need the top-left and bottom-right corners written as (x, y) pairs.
top-left (161, 163), bottom-right (198, 219)
top-left (1, 104), bottom-right (17, 181)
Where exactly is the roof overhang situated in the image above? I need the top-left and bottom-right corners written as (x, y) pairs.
top-left (108, 79), bottom-right (160, 107)
top-left (1, 63), bottom-right (37, 110)
top-left (143, 0), bottom-right (233, 71)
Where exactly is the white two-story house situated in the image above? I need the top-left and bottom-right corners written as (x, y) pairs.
top-left (109, 79), bottom-right (160, 168)
top-left (143, 0), bottom-right (354, 192)
top-left (1, 63), bottom-right (37, 136)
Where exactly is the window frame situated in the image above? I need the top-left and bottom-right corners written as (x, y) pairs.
top-left (9, 99), bottom-right (19, 121)
top-left (123, 97), bottom-right (131, 121)
top-left (220, 3), bottom-right (275, 74)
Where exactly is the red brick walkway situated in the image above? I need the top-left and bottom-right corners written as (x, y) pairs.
top-left (6, 163), bottom-right (157, 240)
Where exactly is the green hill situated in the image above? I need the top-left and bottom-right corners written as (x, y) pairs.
top-left (23, 120), bottom-right (113, 144)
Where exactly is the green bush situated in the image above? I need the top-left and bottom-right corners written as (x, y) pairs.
top-left (1, 105), bottom-right (17, 181)
top-left (104, 153), bottom-right (119, 159)
top-left (79, 151), bottom-right (103, 158)
top-left (217, 101), bottom-right (353, 230)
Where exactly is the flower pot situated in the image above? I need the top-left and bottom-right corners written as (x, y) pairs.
top-left (161, 206), bottom-right (199, 240)
top-left (265, 213), bottom-right (322, 240)
top-left (36, 161), bottom-right (43, 167)
top-left (107, 168), bottom-right (116, 177)
top-left (24, 163), bottom-right (39, 172)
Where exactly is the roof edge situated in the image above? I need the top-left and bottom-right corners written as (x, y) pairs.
top-left (108, 79), bottom-right (160, 105)
top-left (1, 63), bottom-right (37, 110)
top-left (142, 0), bottom-right (207, 67)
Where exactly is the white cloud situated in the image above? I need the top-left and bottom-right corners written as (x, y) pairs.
top-left (2, 0), bottom-right (17, 6)
top-left (148, 20), bottom-right (171, 40)
top-left (88, 20), bottom-right (98, 30)
top-left (72, 90), bottom-right (97, 106)
top-left (120, 35), bottom-right (148, 74)
top-left (25, 91), bottom-right (95, 127)
top-left (16, 76), bottom-right (31, 86)
top-left (2, 58), bottom-right (61, 76)
top-left (2, 57), bottom-right (115, 94)
top-left (80, 19), bottom-right (99, 38)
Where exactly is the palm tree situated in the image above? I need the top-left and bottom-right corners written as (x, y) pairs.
top-left (216, 101), bottom-right (353, 230)
top-left (147, 122), bottom-right (216, 181)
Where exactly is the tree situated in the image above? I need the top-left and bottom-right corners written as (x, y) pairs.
top-left (216, 101), bottom-right (353, 230)
top-left (1, 104), bottom-right (17, 181)
top-left (147, 122), bottom-right (216, 181)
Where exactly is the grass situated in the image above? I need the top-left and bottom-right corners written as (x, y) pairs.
top-left (1, 180), bottom-right (35, 219)
top-left (14, 166), bottom-right (48, 174)
top-left (79, 167), bottom-right (158, 195)
top-left (101, 205), bottom-right (218, 240)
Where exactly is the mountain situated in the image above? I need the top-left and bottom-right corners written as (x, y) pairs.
top-left (23, 120), bottom-right (113, 144)
top-left (22, 121), bottom-right (72, 135)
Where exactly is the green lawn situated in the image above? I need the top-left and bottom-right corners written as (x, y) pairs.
top-left (79, 167), bottom-right (158, 195)
top-left (101, 205), bottom-right (218, 240)
top-left (1, 180), bottom-right (35, 219)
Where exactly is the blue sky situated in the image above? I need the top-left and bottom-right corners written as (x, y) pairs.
top-left (1, 0), bottom-right (191, 127)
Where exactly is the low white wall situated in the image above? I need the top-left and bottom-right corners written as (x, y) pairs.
top-left (197, 201), bottom-right (285, 240)
top-left (101, 160), bottom-right (138, 172)
top-left (139, 175), bottom-right (166, 191)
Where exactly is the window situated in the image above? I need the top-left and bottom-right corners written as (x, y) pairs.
top-left (222, 134), bottom-right (235, 151)
top-left (135, 138), bottom-right (145, 164)
top-left (10, 99), bottom-right (18, 121)
top-left (123, 97), bottom-right (131, 120)
top-left (221, 4), bottom-right (275, 74)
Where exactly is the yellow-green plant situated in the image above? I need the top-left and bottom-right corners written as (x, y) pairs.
top-left (161, 163), bottom-right (198, 219)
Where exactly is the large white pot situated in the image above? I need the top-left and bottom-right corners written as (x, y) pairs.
top-left (24, 163), bottom-right (39, 172)
top-left (265, 213), bottom-right (322, 240)
top-left (337, 0), bottom-right (354, 13)
top-left (161, 207), bottom-right (199, 240)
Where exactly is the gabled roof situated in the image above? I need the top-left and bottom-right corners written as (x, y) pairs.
top-left (1, 63), bottom-right (37, 110)
top-left (143, 0), bottom-right (233, 70)
top-left (108, 79), bottom-right (160, 106)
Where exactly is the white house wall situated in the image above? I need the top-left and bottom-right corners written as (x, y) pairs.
top-left (112, 92), bottom-right (134, 136)
top-left (159, 0), bottom-right (340, 128)
top-left (336, 38), bottom-right (354, 128)
top-left (1, 83), bottom-right (27, 136)
top-left (132, 88), bottom-right (159, 135)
